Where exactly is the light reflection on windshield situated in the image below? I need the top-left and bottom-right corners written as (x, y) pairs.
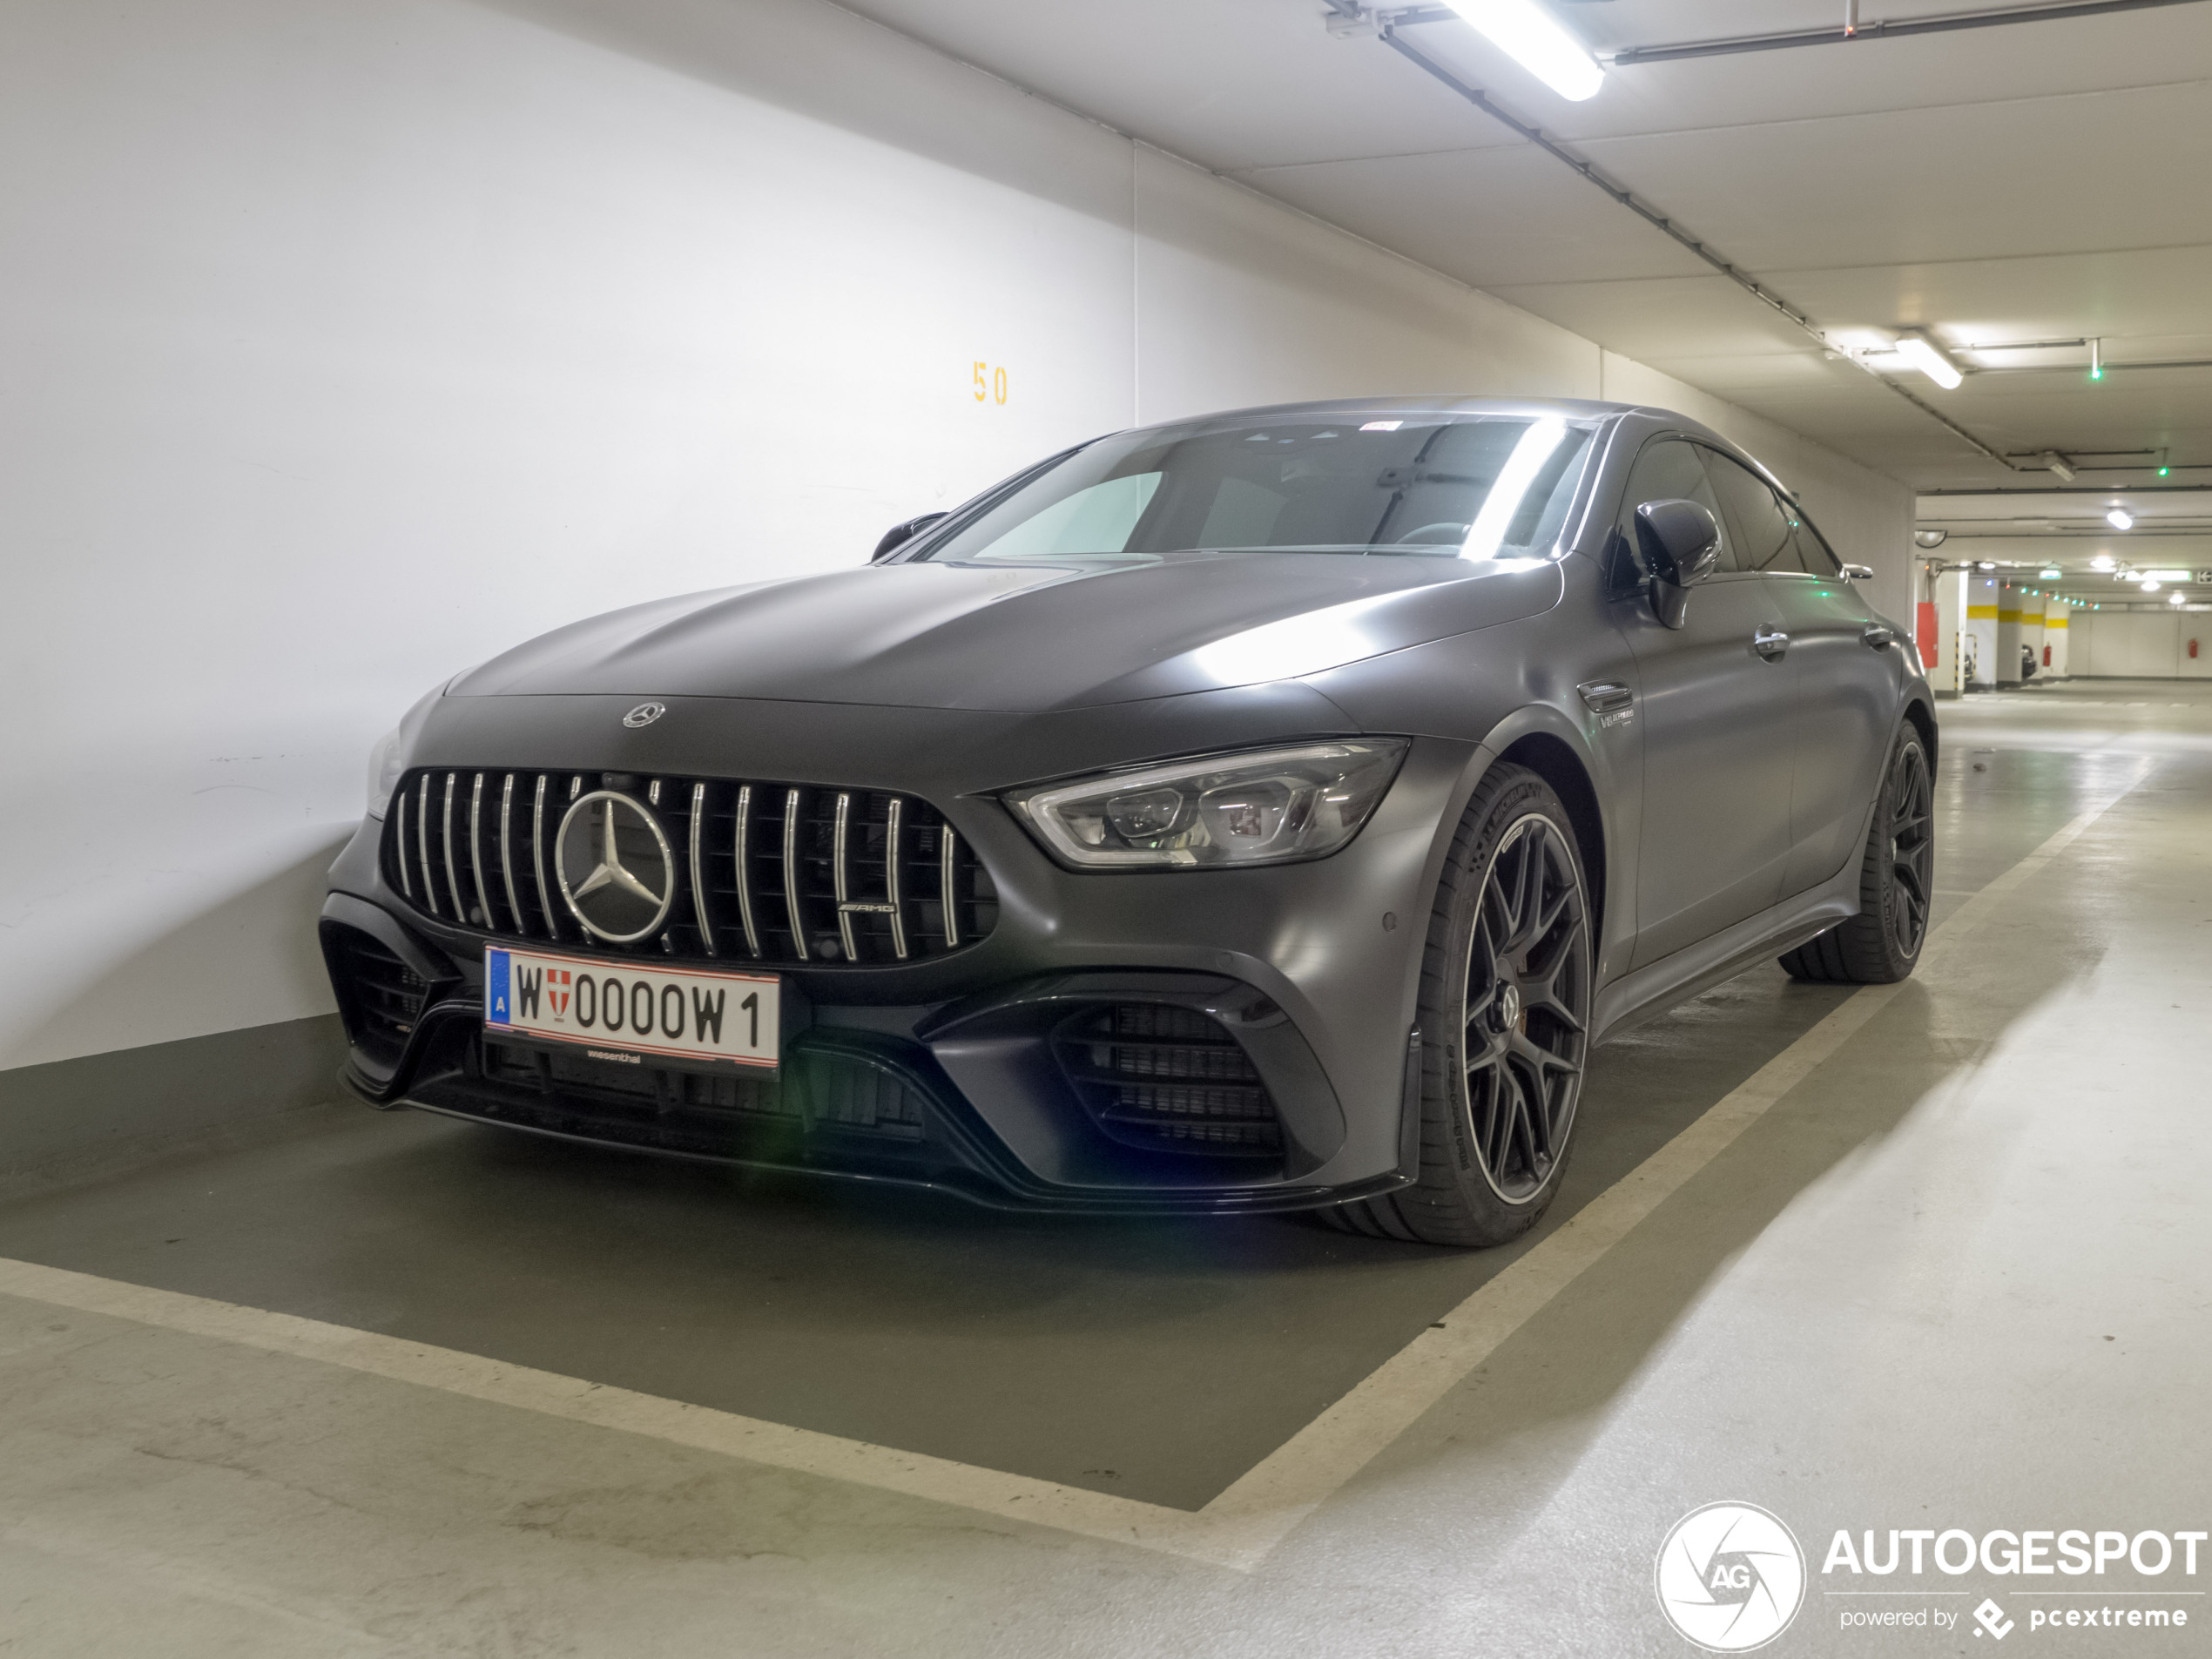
top-left (920, 415), bottom-right (1595, 567)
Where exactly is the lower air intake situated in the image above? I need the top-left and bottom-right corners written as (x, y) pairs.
top-left (324, 925), bottom-right (434, 1068)
top-left (1052, 1003), bottom-right (1282, 1157)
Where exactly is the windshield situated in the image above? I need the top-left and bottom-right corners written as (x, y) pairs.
top-left (921, 413), bottom-right (1595, 566)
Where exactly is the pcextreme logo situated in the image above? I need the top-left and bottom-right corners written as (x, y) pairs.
top-left (1656, 1502), bottom-right (1808, 1652)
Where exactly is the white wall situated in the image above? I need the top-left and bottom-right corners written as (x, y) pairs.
top-left (2074, 610), bottom-right (2212, 678)
top-left (0, 0), bottom-right (1915, 1072)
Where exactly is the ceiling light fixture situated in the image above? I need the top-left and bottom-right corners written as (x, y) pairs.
top-left (2171, 592), bottom-right (2186, 606)
top-left (1895, 334), bottom-right (1964, 390)
top-left (1978, 561), bottom-right (1995, 571)
top-left (2040, 568), bottom-right (2061, 578)
top-left (2088, 337), bottom-right (2103, 382)
top-left (2141, 580), bottom-right (2161, 593)
top-left (2042, 452), bottom-right (2077, 482)
top-left (2090, 554), bottom-right (2115, 570)
top-left (2106, 508), bottom-right (2134, 530)
top-left (1443, 0), bottom-right (1605, 100)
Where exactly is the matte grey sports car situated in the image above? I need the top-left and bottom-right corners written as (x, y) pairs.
top-left (320, 396), bottom-right (1934, 1246)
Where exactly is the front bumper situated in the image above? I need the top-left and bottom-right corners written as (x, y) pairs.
top-left (319, 698), bottom-right (1482, 1215)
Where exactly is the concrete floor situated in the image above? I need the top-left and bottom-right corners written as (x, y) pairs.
top-left (3, 679), bottom-right (2208, 1656)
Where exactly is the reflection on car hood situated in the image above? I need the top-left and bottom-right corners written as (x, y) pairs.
top-left (449, 555), bottom-right (1563, 712)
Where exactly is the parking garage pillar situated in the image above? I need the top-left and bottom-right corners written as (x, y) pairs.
top-left (1965, 573), bottom-right (2000, 688)
top-left (1928, 564), bottom-right (1968, 697)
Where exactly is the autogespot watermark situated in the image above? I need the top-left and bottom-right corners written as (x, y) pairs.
top-left (1656, 1502), bottom-right (1808, 1652)
top-left (1658, 1509), bottom-right (2204, 1647)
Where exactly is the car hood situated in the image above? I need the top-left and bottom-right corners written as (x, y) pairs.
top-left (449, 554), bottom-right (1563, 712)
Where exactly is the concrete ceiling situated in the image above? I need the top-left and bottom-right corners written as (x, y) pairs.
top-left (839, 0), bottom-right (2212, 493)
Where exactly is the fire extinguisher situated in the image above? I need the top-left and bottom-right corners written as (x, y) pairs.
top-left (2192, 638), bottom-right (2201, 660)
top-left (2042, 644), bottom-right (2052, 667)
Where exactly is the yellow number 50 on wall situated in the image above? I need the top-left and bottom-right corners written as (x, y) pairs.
top-left (972, 361), bottom-right (1009, 405)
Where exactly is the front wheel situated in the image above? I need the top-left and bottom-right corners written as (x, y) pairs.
top-left (1778, 724), bottom-right (1933, 984)
top-left (1325, 764), bottom-right (1593, 1248)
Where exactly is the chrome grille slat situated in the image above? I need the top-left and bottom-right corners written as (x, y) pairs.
top-left (732, 785), bottom-right (761, 958)
top-left (469, 772), bottom-right (494, 929)
top-left (498, 773), bottom-right (521, 934)
top-left (394, 788), bottom-right (413, 900)
top-left (884, 797), bottom-right (907, 961)
top-left (782, 788), bottom-right (806, 962)
top-left (416, 776), bottom-right (436, 916)
top-left (382, 767), bottom-right (990, 967)
top-left (531, 774), bottom-right (556, 940)
top-left (689, 781), bottom-right (715, 956)
top-left (941, 826), bottom-right (961, 949)
top-left (832, 792), bottom-right (858, 963)
top-left (441, 773), bottom-right (463, 921)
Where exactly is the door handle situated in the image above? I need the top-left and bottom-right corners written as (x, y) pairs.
top-left (1577, 680), bottom-right (1634, 714)
top-left (1862, 623), bottom-right (1896, 649)
top-left (1753, 624), bottom-right (1790, 660)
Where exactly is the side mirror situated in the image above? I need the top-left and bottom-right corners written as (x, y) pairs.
top-left (1841, 563), bottom-right (1874, 581)
top-left (1634, 498), bottom-right (1722, 630)
top-left (872, 512), bottom-right (948, 562)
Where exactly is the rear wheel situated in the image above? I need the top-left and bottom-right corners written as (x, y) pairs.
top-left (1778, 724), bottom-right (1933, 984)
top-left (1325, 764), bottom-right (1592, 1248)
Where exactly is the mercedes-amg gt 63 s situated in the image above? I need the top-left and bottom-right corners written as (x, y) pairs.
top-left (321, 396), bottom-right (1934, 1247)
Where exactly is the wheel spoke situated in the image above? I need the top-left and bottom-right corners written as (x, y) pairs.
top-left (1521, 957), bottom-right (1587, 1035)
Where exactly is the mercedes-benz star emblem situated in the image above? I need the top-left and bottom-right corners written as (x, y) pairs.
top-left (555, 791), bottom-right (677, 943)
top-left (622, 702), bottom-right (666, 728)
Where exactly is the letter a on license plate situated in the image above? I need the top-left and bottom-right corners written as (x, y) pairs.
top-left (484, 947), bottom-right (779, 1069)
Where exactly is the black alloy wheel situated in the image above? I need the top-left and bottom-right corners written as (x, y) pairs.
top-left (1461, 813), bottom-right (1591, 1203)
top-left (1779, 723), bottom-right (1936, 985)
top-left (1325, 763), bottom-right (1594, 1248)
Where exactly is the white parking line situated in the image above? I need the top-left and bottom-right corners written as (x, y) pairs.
top-left (0, 778), bottom-right (2147, 1573)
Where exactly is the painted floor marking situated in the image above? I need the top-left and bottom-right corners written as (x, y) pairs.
top-left (0, 779), bottom-right (2145, 1572)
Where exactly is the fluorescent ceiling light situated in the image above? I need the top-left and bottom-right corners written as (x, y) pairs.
top-left (1977, 561), bottom-right (1995, 570)
top-left (1895, 334), bottom-right (1963, 389)
top-left (1445, 0), bottom-right (1605, 100)
top-left (2143, 569), bottom-right (2189, 583)
top-left (2141, 580), bottom-right (2161, 593)
top-left (2171, 593), bottom-right (2186, 605)
top-left (2090, 554), bottom-right (2115, 570)
top-left (2040, 568), bottom-right (2062, 578)
top-left (2042, 451), bottom-right (2076, 482)
top-left (2106, 508), bottom-right (2134, 530)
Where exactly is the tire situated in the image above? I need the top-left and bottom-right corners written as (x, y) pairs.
top-left (1777, 723), bottom-right (1933, 984)
top-left (1324, 764), bottom-right (1595, 1248)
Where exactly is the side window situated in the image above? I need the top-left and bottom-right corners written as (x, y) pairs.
top-left (1703, 451), bottom-right (1804, 574)
top-left (1615, 438), bottom-right (1732, 580)
top-left (1787, 507), bottom-right (1843, 577)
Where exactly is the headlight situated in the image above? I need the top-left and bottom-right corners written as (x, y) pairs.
top-left (363, 679), bottom-right (453, 819)
top-left (365, 726), bottom-right (405, 819)
top-left (1006, 739), bottom-right (1408, 870)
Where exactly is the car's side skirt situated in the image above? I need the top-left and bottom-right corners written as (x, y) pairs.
top-left (1588, 856), bottom-right (1862, 1044)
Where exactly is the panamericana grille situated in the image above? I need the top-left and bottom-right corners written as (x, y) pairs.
top-left (382, 768), bottom-right (995, 966)
top-left (1053, 1003), bottom-right (1283, 1157)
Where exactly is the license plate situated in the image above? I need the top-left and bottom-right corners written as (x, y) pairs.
top-left (483, 946), bottom-right (779, 1070)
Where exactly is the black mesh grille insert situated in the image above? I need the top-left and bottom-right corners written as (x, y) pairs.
top-left (1053, 1003), bottom-right (1282, 1157)
top-left (327, 926), bottom-right (433, 1067)
top-left (381, 768), bottom-right (996, 968)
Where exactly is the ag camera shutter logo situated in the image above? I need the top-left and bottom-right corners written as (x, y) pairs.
top-left (1656, 1502), bottom-right (1807, 1652)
